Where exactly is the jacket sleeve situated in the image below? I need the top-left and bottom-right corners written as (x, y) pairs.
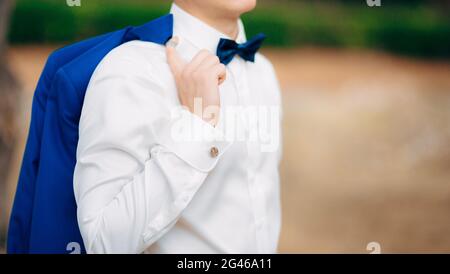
top-left (73, 49), bottom-right (230, 254)
top-left (7, 52), bottom-right (57, 253)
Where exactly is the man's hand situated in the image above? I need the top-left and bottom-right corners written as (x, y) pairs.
top-left (166, 36), bottom-right (226, 127)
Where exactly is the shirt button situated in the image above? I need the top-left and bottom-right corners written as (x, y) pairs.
top-left (210, 146), bottom-right (219, 158)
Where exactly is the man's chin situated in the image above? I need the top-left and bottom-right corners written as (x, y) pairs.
top-left (225, 0), bottom-right (257, 17)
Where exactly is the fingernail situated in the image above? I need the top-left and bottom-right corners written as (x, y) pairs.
top-left (166, 37), bottom-right (179, 48)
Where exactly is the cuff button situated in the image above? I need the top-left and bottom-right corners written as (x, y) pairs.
top-left (210, 146), bottom-right (219, 158)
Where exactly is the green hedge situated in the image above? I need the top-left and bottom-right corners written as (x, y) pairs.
top-left (8, 0), bottom-right (450, 59)
top-left (9, 0), bottom-right (170, 43)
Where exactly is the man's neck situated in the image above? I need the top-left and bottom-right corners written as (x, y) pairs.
top-left (173, 1), bottom-right (239, 39)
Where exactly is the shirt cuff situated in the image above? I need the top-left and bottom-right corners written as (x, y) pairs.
top-left (154, 108), bottom-right (231, 172)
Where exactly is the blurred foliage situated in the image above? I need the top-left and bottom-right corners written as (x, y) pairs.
top-left (7, 0), bottom-right (450, 59)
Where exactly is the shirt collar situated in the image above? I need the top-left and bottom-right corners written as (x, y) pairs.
top-left (170, 3), bottom-right (247, 53)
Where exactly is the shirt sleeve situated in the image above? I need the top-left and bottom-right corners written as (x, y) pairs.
top-left (73, 48), bottom-right (231, 254)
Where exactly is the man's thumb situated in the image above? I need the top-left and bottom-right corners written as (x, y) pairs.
top-left (166, 36), bottom-right (184, 76)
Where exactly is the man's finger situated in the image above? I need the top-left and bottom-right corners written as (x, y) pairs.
top-left (196, 54), bottom-right (220, 72)
top-left (187, 50), bottom-right (212, 73)
top-left (166, 37), bottom-right (185, 76)
top-left (213, 64), bottom-right (227, 85)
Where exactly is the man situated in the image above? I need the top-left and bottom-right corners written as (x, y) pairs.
top-left (74, 0), bottom-right (282, 253)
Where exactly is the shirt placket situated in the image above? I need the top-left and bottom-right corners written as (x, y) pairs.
top-left (229, 59), bottom-right (268, 253)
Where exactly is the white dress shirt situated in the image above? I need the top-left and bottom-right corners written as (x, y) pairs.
top-left (74, 3), bottom-right (282, 254)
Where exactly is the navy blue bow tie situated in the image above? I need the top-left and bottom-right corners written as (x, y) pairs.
top-left (216, 33), bottom-right (266, 65)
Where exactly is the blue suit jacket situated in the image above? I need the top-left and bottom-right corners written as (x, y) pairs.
top-left (7, 14), bottom-right (173, 254)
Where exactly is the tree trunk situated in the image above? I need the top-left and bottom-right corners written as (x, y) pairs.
top-left (0, 0), bottom-right (18, 244)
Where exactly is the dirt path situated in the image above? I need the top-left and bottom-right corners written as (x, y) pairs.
top-left (5, 45), bottom-right (450, 253)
